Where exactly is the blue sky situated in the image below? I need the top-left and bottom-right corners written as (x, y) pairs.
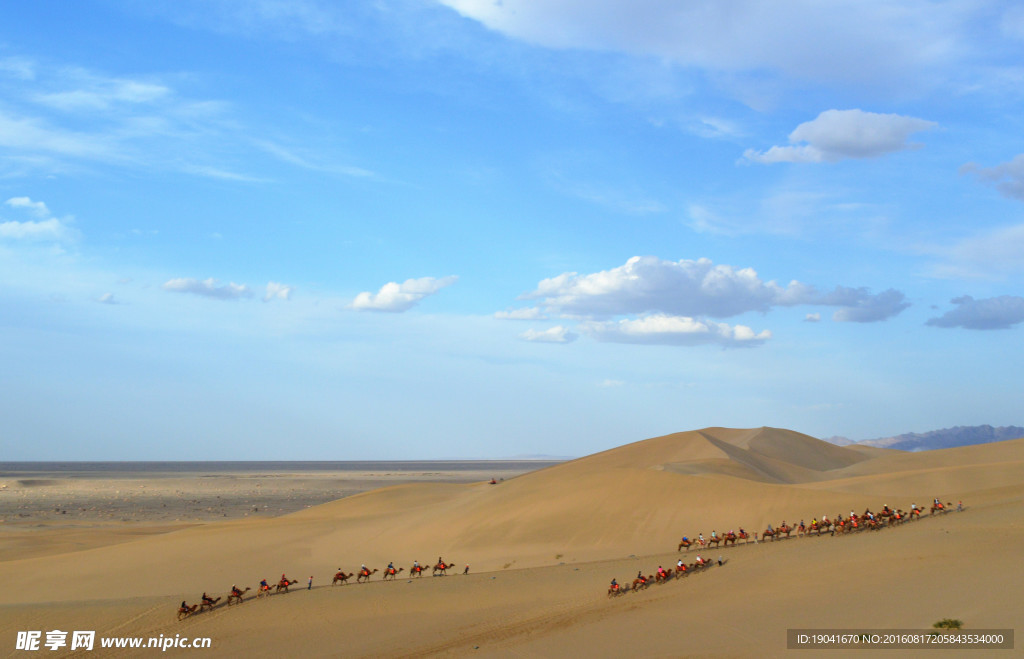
top-left (2, 1), bottom-right (1023, 459)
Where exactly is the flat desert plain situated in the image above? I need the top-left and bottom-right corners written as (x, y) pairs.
top-left (2, 427), bottom-right (1022, 658)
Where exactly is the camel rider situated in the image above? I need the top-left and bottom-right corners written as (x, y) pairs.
top-left (202, 592), bottom-right (213, 605)
top-left (260, 578), bottom-right (269, 591)
top-left (677, 559), bottom-right (684, 568)
top-left (698, 533), bottom-right (704, 544)
top-left (361, 564), bottom-right (368, 574)
top-left (711, 530), bottom-right (717, 539)
top-left (657, 565), bottom-right (666, 577)
top-left (387, 561), bottom-right (394, 572)
top-left (413, 560), bottom-right (420, 568)
top-left (438, 556), bottom-right (445, 567)
top-left (610, 578), bottom-right (618, 590)
top-left (181, 600), bottom-right (187, 610)
top-left (232, 585), bottom-right (240, 596)
top-left (767, 523), bottom-right (774, 533)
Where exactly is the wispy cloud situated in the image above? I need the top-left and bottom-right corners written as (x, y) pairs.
top-left (0, 196), bottom-right (76, 242)
top-left (263, 281), bottom-right (294, 302)
top-left (580, 314), bottom-right (771, 348)
top-left (162, 277), bottom-right (253, 300)
top-left (519, 326), bottom-right (577, 343)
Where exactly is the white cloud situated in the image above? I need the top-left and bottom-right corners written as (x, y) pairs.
top-left (264, 281), bottom-right (294, 302)
top-left (5, 196), bottom-right (50, 217)
top-left (743, 109), bottom-right (936, 164)
top-left (524, 256), bottom-right (790, 318)
top-left (98, 293), bottom-right (117, 305)
top-left (162, 277), bottom-right (253, 300)
top-left (927, 295), bottom-right (1024, 330)
top-left (440, 1), bottom-right (969, 89)
top-left (0, 196), bottom-right (75, 242)
top-left (495, 307), bottom-right (546, 320)
top-left (580, 314), bottom-right (771, 347)
top-left (522, 255), bottom-right (908, 322)
top-left (352, 275), bottom-right (457, 312)
top-left (519, 326), bottom-right (578, 343)
top-left (805, 313), bottom-right (821, 322)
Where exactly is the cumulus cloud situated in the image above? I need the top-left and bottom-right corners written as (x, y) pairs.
top-left (522, 256), bottom-right (909, 323)
top-left (805, 313), bottom-right (821, 322)
top-left (0, 196), bottom-right (75, 241)
top-left (519, 326), bottom-right (578, 343)
top-left (495, 307), bottom-right (547, 320)
top-left (351, 275), bottom-right (457, 312)
top-left (926, 295), bottom-right (1024, 330)
top-left (961, 154), bottom-right (1024, 201)
top-left (162, 277), bottom-right (253, 300)
top-left (743, 109), bottom-right (936, 164)
top-left (580, 314), bottom-right (771, 347)
top-left (263, 281), bottom-right (294, 302)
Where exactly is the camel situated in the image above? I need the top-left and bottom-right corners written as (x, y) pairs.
top-left (706, 535), bottom-right (722, 548)
top-left (357, 568), bottom-right (378, 583)
top-left (737, 530), bottom-right (751, 543)
top-left (654, 569), bottom-right (673, 584)
top-left (674, 564), bottom-right (688, 576)
top-left (677, 538), bottom-right (692, 552)
top-left (227, 587), bottom-right (249, 605)
top-left (382, 567), bottom-right (404, 581)
top-left (332, 571), bottom-right (353, 586)
top-left (433, 561), bottom-right (455, 576)
top-left (777, 524), bottom-right (792, 538)
top-left (631, 576), bottom-right (650, 591)
top-left (177, 604), bottom-right (198, 620)
top-left (200, 595), bottom-right (220, 611)
top-left (762, 528), bottom-right (777, 541)
top-left (410, 565), bottom-right (427, 578)
top-left (722, 532), bottom-right (738, 546)
top-left (930, 503), bottom-right (948, 515)
top-left (256, 583), bottom-right (273, 598)
top-left (276, 579), bottom-right (297, 594)
top-left (607, 584), bottom-right (624, 597)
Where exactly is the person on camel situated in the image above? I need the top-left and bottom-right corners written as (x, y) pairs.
top-left (260, 578), bottom-right (269, 591)
top-left (202, 592), bottom-right (214, 605)
top-left (610, 578), bottom-right (618, 590)
top-left (387, 561), bottom-right (395, 574)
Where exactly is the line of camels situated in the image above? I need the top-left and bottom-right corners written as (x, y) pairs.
top-left (177, 560), bottom-right (459, 620)
top-left (608, 499), bottom-right (959, 598)
top-left (676, 500), bottom-right (957, 553)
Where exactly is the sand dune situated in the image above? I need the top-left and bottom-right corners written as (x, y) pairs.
top-left (4, 427), bottom-right (1022, 657)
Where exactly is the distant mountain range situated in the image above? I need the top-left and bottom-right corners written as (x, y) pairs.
top-left (826, 425), bottom-right (1024, 452)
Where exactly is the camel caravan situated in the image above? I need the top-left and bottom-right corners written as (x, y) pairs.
top-left (177, 558), bottom-right (458, 620)
top-left (675, 498), bottom-right (960, 552)
top-left (609, 497), bottom-right (961, 598)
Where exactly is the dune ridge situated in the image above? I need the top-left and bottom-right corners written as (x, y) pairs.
top-left (4, 427), bottom-right (1023, 657)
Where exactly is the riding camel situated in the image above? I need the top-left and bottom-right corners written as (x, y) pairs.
top-left (777, 524), bottom-right (792, 538)
top-left (706, 535), bottom-right (722, 548)
top-left (332, 571), bottom-right (353, 586)
top-left (433, 561), bottom-right (455, 576)
top-left (723, 532), bottom-right (738, 546)
top-left (356, 568), bottom-right (378, 583)
top-left (930, 502), bottom-right (948, 515)
top-left (256, 583), bottom-right (273, 598)
top-left (737, 530), bottom-right (751, 543)
top-left (276, 579), bottom-right (297, 594)
top-left (608, 584), bottom-right (625, 597)
top-left (382, 567), bottom-right (404, 581)
top-left (677, 538), bottom-right (692, 552)
top-left (177, 604), bottom-right (198, 620)
top-left (631, 576), bottom-right (650, 590)
top-left (654, 570), bottom-right (673, 584)
top-left (227, 587), bottom-right (249, 605)
top-left (410, 565), bottom-right (427, 578)
top-left (200, 595), bottom-right (220, 611)
top-left (762, 527), bottom-right (777, 541)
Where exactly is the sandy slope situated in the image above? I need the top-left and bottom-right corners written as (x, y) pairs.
top-left (3, 427), bottom-right (1021, 657)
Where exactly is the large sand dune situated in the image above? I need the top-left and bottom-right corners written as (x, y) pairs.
top-left (3, 427), bottom-right (1022, 657)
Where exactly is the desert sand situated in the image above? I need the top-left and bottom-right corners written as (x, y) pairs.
top-left (2, 428), bottom-right (1021, 657)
